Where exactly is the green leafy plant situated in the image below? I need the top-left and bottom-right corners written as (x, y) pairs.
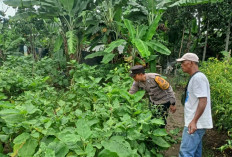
top-left (0, 58), bottom-right (175, 156)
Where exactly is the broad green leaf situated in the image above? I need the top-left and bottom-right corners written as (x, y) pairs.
top-left (124, 19), bottom-right (136, 40)
top-left (75, 119), bottom-right (92, 140)
top-left (114, 7), bottom-right (122, 22)
top-left (66, 30), bottom-right (78, 54)
top-left (156, 0), bottom-right (172, 9)
top-left (85, 51), bottom-right (107, 59)
top-left (133, 38), bottom-right (150, 58)
top-left (148, 40), bottom-right (171, 55)
top-left (47, 141), bottom-right (69, 157)
top-left (18, 138), bottom-right (38, 157)
top-left (58, 131), bottom-right (81, 146)
top-left (53, 35), bottom-right (63, 52)
top-left (87, 118), bottom-right (99, 126)
top-left (133, 90), bottom-right (145, 103)
top-left (137, 25), bottom-right (148, 39)
top-left (13, 133), bottom-right (30, 144)
top-left (59, 0), bottom-right (75, 13)
top-left (98, 149), bottom-right (118, 157)
top-left (138, 143), bottom-right (146, 155)
top-left (0, 101), bottom-right (14, 108)
top-left (12, 143), bottom-right (24, 157)
top-left (3, 0), bottom-right (38, 7)
top-left (152, 136), bottom-right (170, 148)
top-left (0, 135), bottom-right (9, 142)
top-left (74, 147), bottom-right (85, 155)
top-left (138, 112), bottom-right (152, 123)
top-left (119, 89), bottom-right (130, 102)
top-left (101, 136), bottom-right (134, 157)
top-left (85, 143), bottom-right (96, 157)
top-left (146, 55), bottom-right (158, 62)
top-left (153, 128), bottom-right (168, 136)
top-left (0, 113), bottom-right (24, 124)
top-left (150, 118), bottom-right (164, 125)
top-left (71, 0), bottom-right (89, 17)
top-left (0, 93), bottom-right (7, 100)
top-left (104, 39), bottom-right (126, 53)
top-left (58, 100), bottom-right (65, 106)
top-left (127, 129), bottom-right (142, 140)
top-left (101, 54), bottom-right (116, 64)
top-left (145, 13), bottom-right (162, 41)
top-left (22, 104), bottom-right (39, 114)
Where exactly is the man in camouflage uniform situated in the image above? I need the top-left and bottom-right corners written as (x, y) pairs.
top-left (129, 65), bottom-right (176, 125)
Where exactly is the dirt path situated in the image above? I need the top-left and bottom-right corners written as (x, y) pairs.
top-left (163, 91), bottom-right (184, 157)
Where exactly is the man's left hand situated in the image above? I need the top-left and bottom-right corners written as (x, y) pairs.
top-left (188, 121), bottom-right (197, 134)
top-left (169, 104), bottom-right (176, 113)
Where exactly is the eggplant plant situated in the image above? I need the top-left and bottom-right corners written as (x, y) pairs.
top-left (0, 58), bottom-right (175, 156)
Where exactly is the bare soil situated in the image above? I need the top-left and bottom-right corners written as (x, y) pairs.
top-left (162, 90), bottom-right (232, 157)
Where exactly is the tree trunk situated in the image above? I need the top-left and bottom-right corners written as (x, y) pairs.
top-left (202, 20), bottom-right (209, 62)
top-left (29, 33), bottom-right (37, 61)
top-left (61, 31), bottom-right (69, 61)
top-left (225, 18), bottom-right (231, 52)
top-left (179, 26), bottom-right (185, 58)
top-left (185, 28), bottom-right (192, 53)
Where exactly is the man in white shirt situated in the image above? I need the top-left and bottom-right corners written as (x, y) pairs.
top-left (176, 53), bottom-right (213, 157)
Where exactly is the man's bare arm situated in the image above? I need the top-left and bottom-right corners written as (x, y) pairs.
top-left (188, 97), bottom-right (207, 134)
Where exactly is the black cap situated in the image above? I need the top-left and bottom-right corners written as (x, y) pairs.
top-left (129, 65), bottom-right (145, 77)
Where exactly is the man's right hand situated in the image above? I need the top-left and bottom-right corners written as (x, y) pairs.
top-left (169, 104), bottom-right (176, 113)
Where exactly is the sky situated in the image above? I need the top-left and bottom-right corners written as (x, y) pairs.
top-left (0, 0), bottom-right (16, 18)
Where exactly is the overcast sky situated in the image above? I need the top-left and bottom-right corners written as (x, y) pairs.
top-left (0, 0), bottom-right (16, 17)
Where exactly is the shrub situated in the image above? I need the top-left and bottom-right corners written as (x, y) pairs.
top-left (201, 58), bottom-right (232, 131)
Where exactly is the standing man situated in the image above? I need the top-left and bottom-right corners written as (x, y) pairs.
top-left (176, 53), bottom-right (213, 157)
top-left (129, 65), bottom-right (176, 125)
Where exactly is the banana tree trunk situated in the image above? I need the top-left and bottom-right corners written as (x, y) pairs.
top-left (202, 20), bottom-right (209, 62)
top-left (225, 18), bottom-right (231, 52)
top-left (61, 31), bottom-right (69, 61)
top-left (76, 42), bottom-right (82, 63)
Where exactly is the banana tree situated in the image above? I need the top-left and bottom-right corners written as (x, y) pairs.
top-left (85, 13), bottom-right (171, 70)
top-left (83, 0), bottom-right (127, 53)
top-left (4, 0), bottom-right (99, 62)
top-left (37, 0), bottom-right (99, 61)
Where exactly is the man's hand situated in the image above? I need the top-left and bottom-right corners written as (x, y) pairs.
top-left (188, 120), bottom-right (197, 134)
top-left (169, 104), bottom-right (176, 113)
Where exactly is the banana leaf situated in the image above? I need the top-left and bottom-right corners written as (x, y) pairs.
top-left (145, 13), bottom-right (162, 41)
top-left (66, 30), bottom-right (78, 54)
top-left (124, 19), bottom-right (136, 41)
top-left (147, 40), bottom-right (171, 55)
top-left (133, 38), bottom-right (150, 58)
top-left (104, 39), bottom-right (126, 53)
top-left (101, 54), bottom-right (116, 64)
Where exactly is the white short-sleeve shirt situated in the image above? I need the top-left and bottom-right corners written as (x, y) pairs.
top-left (184, 72), bottom-right (213, 129)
